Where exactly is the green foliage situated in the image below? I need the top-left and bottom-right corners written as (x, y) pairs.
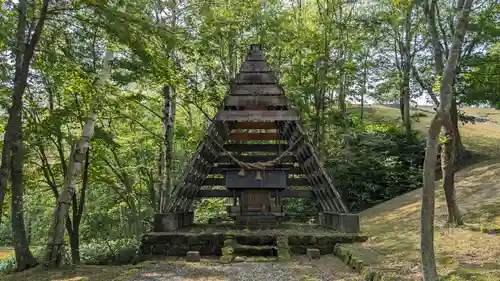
top-left (0, 256), bottom-right (16, 273)
top-left (0, 224), bottom-right (11, 247)
top-left (194, 198), bottom-right (229, 223)
top-left (80, 239), bottom-right (139, 265)
top-left (326, 122), bottom-right (425, 211)
top-left (0, 0), bottom-right (497, 271)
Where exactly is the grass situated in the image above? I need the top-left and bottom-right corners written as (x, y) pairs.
top-left (341, 105), bottom-right (500, 281)
top-left (353, 105), bottom-right (500, 158)
top-left (340, 160), bottom-right (500, 281)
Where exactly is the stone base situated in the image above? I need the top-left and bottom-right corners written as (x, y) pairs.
top-left (154, 212), bottom-right (194, 232)
top-left (186, 251), bottom-right (201, 262)
top-left (306, 248), bottom-right (320, 259)
top-left (322, 212), bottom-right (360, 233)
top-left (236, 215), bottom-right (278, 229)
top-left (140, 228), bottom-right (368, 257)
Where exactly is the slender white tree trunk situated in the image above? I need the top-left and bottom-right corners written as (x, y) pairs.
top-left (45, 50), bottom-right (114, 267)
top-left (160, 86), bottom-right (177, 212)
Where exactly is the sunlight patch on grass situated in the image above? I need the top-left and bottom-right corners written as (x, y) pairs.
top-left (0, 248), bottom-right (13, 260)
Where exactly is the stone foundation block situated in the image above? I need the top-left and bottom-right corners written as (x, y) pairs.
top-left (306, 248), bottom-right (320, 260)
top-left (154, 212), bottom-right (194, 232)
top-left (182, 211), bottom-right (194, 227)
top-left (186, 251), bottom-right (201, 262)
top-left (322, 212), bottom-right (360, 233)
top-left (154, 213), bottom-right (181, 232)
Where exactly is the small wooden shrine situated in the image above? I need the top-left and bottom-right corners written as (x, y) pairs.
top-left (154, 44), bottom-right (359, 233)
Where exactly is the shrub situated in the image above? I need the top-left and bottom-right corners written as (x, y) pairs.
top-left (80, 239), bottom-right (139, 265)
top-left (0, 256), bottom-right (16, 273)
top-left (326, 123), bottom-right (425, 212)
top-left (0, 224), bottom-right (12, 247)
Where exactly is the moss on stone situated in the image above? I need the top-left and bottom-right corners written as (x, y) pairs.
top-left (333, 244), bottom-right (397, 281)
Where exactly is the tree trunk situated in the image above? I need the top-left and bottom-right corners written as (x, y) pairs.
top-left (70, 148), bottom-right (89, 265)
top-left (45, 50), bottom-right (113, 267)
top-left (425, 0), bottom-right (469, 164)
top-left (155, 146), bottom-right (164, 212)
top-left (11, 139), bottom-right (38, 271)
top-left (45, 120), bottom-right (95, 266)
top-left (421, 114), bottom-right (441, 281)
top-left (160, 86), bottom-right (177, 212)
top-left (401, 1), bottom-right (413, 137)
top-left (399, 95), bottom-right (405, 121)
top-left (441, 116), bottom-right (462, 225)
top-left (360, 51), bottom-right (367, 127)
top-left (4, 0), bottom-right (51, 270)
top-left (402, 65), bottom-right (412, 136)
top-left (0, 145), bottom-right (10, 225)
top-left (339, 70), bottom-right (347, 125)
top-left (69, 228), bottom-right (80, 265)
top-left (450, 97), bottom-right (469, 162)
top-left (421, 1), bottom-right (474, 279)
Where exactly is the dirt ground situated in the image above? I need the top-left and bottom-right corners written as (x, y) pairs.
top-left (120, 256), bottom-right (362, 281)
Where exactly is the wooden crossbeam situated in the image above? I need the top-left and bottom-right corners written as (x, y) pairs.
top-left (235, 72), bottom-right (276, 84)
top-left (195, 189), bottom-right (314, 198)
top-left (246, 53), bottom-right (266, 61)
top-left (215, 110), bottom-right (299, 121)
top-left (224, 143), bottom-right (286, 152)
top-left (202, 177), bottom-right (309, 186)
top-left (209, 166), bottom-right (303, 175)
top-left (225, 95), bottom-right (287, 107)
top-left (228, 133), bottom-right (278, 141)
top-left (230, 84), bottom-right (282, 96)
top-left (234, 122), bottom-right (276, 130)
top-left (216, 155), bottom-right (296, 163)
top-left (240, 61), bottom-right (271, 72)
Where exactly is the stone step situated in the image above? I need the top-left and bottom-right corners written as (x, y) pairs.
top-left (233, 245), bottom-right (278, 257)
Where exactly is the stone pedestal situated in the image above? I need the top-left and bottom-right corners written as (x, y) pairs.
top-left (306, 248), bottom-right (320, 260)
top-left (154, 212), bottom-right (194, 232)
top-left (186, 251), bottom-right (201, 262)
top-left (322, 212), bottom-right (360, 233)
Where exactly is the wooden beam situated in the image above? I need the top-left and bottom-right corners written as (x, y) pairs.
top-left (240, 61), bottom-right (271, 72)
top-left (235, 72), bottom-right (276, 84)
top-left (225, 95), bottom-right (287, 107)
top-left (211, 163), bottom-right (296, 169)
top-left (209, 166), bottom-right (303, 175)
top-left (202, 177), bottom-right (309, 187)
top-left (229, 133), bottom-right (278, 141)
top-left (246, 52), bottom-right (266, 61)
top-left (216, 155), bottom-right (296, 163)
top-left (224, 144), bottom-right (286, 152)
top-left (195, 189), bottom-right (314, 198)
top-left (234, 122), bottom-right (276, 130)
top-left (230, 84), bottom-right (282, 96)
top-left (215, 110), bottom-right (299, 121)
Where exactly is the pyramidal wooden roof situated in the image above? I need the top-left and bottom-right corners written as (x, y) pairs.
top-left (165, 44), bottom-right (349, 215)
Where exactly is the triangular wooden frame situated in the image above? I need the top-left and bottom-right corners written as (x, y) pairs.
top-left (165, 44), bottom-right (349, 216)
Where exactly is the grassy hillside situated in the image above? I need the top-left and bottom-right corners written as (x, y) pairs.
top-left (341, 105), bottom-right (500, 281)
top-left (353, 105), bottom-right (500, 158)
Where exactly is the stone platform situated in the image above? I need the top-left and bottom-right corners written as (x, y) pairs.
top-left (140, 223), bottom-right (367, 257)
